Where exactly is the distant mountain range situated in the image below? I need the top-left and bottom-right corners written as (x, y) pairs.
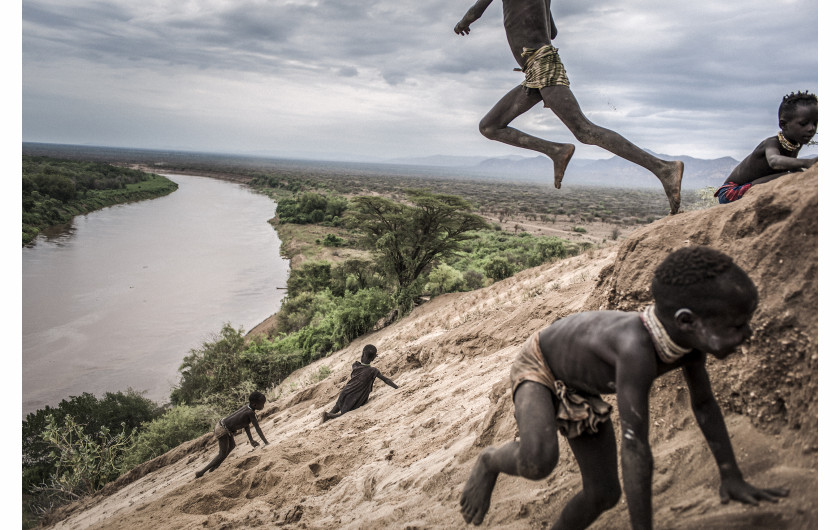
top-left (23, 142), bottom-right (740, 190)
top-left (387, 152), bottom-right (740, 189)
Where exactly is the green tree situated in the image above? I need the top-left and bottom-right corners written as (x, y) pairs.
top-left (349, 190), bottom-right (488, 295)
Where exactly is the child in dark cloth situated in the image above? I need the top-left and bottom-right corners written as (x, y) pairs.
top-left (195, 391), bottom-right (269, 479)
top-left (322, 344), bottom-right (399, 422)
top-left (460, 246), bottom-right (788, 529)
top-left (714, 91), bottom-right (817, 204)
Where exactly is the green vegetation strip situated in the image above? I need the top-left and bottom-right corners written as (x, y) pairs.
top-left (22, 156), bottom-right (178, 245)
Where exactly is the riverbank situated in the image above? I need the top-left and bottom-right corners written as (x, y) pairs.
top-left (22, 157), bottom-right (179, 245)
top-left (23, 173), bottom-right (288, 414)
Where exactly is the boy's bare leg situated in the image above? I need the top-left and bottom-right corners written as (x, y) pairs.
top-left (541, 85), bottom-right (684, 214)
top-left (195, 435), bottom-right (234, 478)
top-left (479, 86), bottom-right (576, 189)
top-left (460, 382), bottom-right (559, 525)
top-left (550, 419), bottom-right (621, 530)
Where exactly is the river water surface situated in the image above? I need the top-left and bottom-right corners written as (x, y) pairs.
top-left (22, 174), bottom-right (289, 416)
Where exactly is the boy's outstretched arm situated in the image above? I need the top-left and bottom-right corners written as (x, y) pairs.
top-left (765, 144), bottom-right (817, 172)
top-left (616, 359), bottom-right (657, 530)
top-left (682, 358), bottom-right (789, 504)
top-left (244, 425), bottom-right (258, 447)
top-left (455, 0), bottom-right (493, 35)
top-left (377, 372), bottom-right (399, 389)
top-left (246, 410), bottom-right (270, 446)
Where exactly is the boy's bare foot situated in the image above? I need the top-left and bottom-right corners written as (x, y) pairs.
top-left (460, 448), bottom-right (500, 525)
top-left (321, 411), bottom-right (329, 424)
top-left (195, 471), bottom-right (204, 479)
top-left (656, 160), bottom-right (684, 214)
top-left (549, 143), bottom-right (575, 189)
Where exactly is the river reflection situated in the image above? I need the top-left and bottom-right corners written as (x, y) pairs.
top-left (22, 174), bottom-right (289, 416)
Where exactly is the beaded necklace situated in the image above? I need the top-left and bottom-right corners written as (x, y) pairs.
top-left (639, 305), bottom-right (692, 364)
top-left (777, 131), bottom-right (800, 152)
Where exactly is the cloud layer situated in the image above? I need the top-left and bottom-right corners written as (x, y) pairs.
top-left (23, 0), bottom-right (818, 161)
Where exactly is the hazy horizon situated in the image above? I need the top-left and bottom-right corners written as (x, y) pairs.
top-left (23, 1), bottom-right (818, 163)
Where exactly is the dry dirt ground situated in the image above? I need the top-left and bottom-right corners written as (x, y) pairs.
top-left (45, 167), bottom-right (818, 529)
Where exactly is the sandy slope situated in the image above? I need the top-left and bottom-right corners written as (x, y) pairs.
top-left (45, 167), bottom-right (817, 529)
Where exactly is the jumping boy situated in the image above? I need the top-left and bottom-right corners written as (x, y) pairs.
top-left (454, 0), bottom-right (684, 214)
top-left (459, 246), bottom-right (788, 529)
top-left (195, 391), bottom-right (269, 479)
top-left (715, 91), bottom-right (817, 204)
top-left (322, 344), bottom-right (399, 422)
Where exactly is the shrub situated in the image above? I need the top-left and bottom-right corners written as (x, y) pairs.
top-left (170, 324), bottom-right (248, 406)
top-left (23, 390), bottom-right (162, 494)
top-left (484, 257), bottom-right (514, 281)
top-left (121, 404), bottom-right (217, 470)
top-left (425, 263), bottom-right (466, 295)
top-left (286, 261), bottom-right (332, 297)
top-left (29, 414), bottom-right (134, 513)
top-left (462, 269), bottom-right (486, 290)
top-left (322, 233), bottom-right (344, 247)
top-left (275, 192), bottom-right (348, 225)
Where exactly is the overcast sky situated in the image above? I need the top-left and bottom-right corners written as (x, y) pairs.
top-left (22, 0), bottom-right (819, 162)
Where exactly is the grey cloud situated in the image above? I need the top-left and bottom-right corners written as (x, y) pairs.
top-left (22, 0), bottom-right (818, 161)
top-left (337, 66), bottom-right (359, 77)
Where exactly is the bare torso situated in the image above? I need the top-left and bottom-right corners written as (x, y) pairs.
top-left (501, 0), bottom-right (555, 67)
top-left (537, 311), bottom-right (690, 396)
top-left (726, 136), bottom-right (802, 185)
top-left (223, 405), bottom-right (257, 431)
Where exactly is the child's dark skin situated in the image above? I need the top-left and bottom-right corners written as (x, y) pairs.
top-left (323, 349), bottom-right (399, 422)
top-left (195, 396), bottom-right (269, 478)
top-left (726, 102), bottom-right (817, 186)
top-left (454, 0), bottom-right (684, 213)
top-left (460, 294), bottom-right (787, 528)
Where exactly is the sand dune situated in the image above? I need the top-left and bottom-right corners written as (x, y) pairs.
top-left (45, 166), bottom-right (817, 529)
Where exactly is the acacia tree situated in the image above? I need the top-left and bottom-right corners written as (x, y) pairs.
top-left (349, 190), bottom-right (489, 302)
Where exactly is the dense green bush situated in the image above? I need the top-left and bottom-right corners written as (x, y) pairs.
top-left (329, 258), bottom-right (388, 296)
top-left (275, 192), bottom-right (347, 225)
top-left (484, 257), bottom-right (515, 281)
top-left (425, 263), bottom-right (466, 295)
top-left (22, 390), bottom-right (163, 494)
top-left (121, 404), bottom-right (217, 469)
top-left (286, 261), bottom-right (333, 298)
top-left (430, 230), bottom-right (578, 289)
top-left (322, 233), bottom-right (344, 247)
top-left (170, 324), bottom-right (249, 406)
top-left (28, 415), bottom-right (135, 514)
top-left (275, 291), bottom-right (335, 334)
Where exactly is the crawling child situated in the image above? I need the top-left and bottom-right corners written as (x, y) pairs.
top-left (460, 246), bottom-right (787, 529)
top-left (715, 91), bottom-right (817, 204)
top-left (322, 344), bottom-right (398, 422)
top-left (195, 391), bottom-right (269, 478)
